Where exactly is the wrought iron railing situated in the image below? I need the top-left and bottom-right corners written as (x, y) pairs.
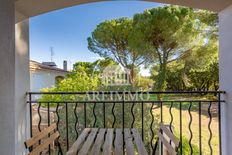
top-left (27, 91), bottom-right (225, 154)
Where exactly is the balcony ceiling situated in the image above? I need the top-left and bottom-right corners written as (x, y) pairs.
top-left (15, 0), bottom-right (232, 23)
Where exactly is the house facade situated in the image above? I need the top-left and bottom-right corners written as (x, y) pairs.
top-left (101, 65), bottom-right (131, 86)
top-left (30, 60), bottom-right (68, 92)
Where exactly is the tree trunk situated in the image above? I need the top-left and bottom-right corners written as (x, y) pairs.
top-left (130, 67), bottom-right (135, 85)
top-left (156, 62), bottom-right (167, 91)
top-left (156, 60), bottom-right (168, 100)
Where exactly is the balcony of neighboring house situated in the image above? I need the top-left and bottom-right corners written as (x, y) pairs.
top-left (27, 91), bottom-right (225, 154)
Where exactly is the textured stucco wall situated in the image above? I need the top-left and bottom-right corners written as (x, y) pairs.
top-left (0, 0), bottom-right (16, 154)
top-left (15, 19), bottom-right (30, 155)
top-left (219, 5), bottom-right (232, 155)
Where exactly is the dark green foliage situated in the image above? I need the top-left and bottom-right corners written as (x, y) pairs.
top-left (180, 135), bottom-right (200, 154)
top-left (88, 17), bottom-right (149, 84)
top-left (132, 5), bottom-right (200, 91)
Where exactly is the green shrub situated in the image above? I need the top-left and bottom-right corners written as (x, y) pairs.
top-left (180, 135), bottom-right (200, 154)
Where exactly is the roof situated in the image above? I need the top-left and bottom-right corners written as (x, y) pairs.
top-left (42, 62), bottom-right (57, 67)
top-left (30, 60), bottom-right (68, 73)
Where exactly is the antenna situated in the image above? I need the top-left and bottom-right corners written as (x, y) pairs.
top-left (69, 61), bottom-right (72, 70)
top-left (50, 47), bottom-right (54, 62)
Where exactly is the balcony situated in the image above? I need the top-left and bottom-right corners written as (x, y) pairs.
top-left (27, 91), bottom-right (225, 154)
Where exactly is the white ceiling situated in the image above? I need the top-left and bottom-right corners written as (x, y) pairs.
top-left (15, 0), bottom-right (232, 23)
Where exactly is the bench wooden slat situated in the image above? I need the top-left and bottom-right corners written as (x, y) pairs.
top-left (102, 129), bottom-right (113, 155)
top-left (67, 128), bottom-right (148, 155)
top-left (66, 128), bottom-right (91, 155)
top-left (124, 129), bottom-right (135, 155)
top-left (115, 129), bottom-right (123, 155)
top-left (90, 128), bottom-right (106, 155)
top-left (160, 123), bottom-right (180, 146)
top-left (29, 131), bottom-right (59, 155)
top-left (25, 124), bottom-right (57, 148)
top-left (131, 129), bottom-right (148, 155)
top-left (158, 132), bottom-right (177, 155)
top-left (78, 128), bottom-right (98, 155)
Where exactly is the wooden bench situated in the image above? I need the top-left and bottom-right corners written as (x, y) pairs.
top-left (24, 123), bottom-right (63, 155)
top-left (158, 123), bottom-right (180, 155)
top-left (66, 128), bottom-right (148, 155)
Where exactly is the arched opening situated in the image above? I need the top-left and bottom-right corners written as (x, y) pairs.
top-left (55, 75), bottom-right (65, 84)
top-left (15, 0), bottom-right (231, 23)
top-left (24, 1), bottom-right (225, 155)
top-left (1, 0), bottom-right (232, 154)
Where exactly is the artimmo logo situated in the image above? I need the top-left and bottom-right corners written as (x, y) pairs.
top-left (101, 65), bottom-right (131, 86)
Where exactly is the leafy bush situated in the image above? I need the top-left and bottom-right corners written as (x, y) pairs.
top-left (179, 135), bottom-right (200, 154)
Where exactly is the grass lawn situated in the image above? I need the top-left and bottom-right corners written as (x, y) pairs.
top-left (152, 102), bottom-right (220, 155)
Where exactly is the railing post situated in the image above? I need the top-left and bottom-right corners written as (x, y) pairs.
top-left (103, 102), bottom-right (106, 128)
top-left (47, 102), bottom-right (51, 155)
top-left (84, 102), bottom-right (87, 128)
top-left (218, 93), bottom-right (222, 155)
top-left (199, 101), bottom-right (202, 155)
top-left (122, 91), bottom-right (125, 154)
top-left (28, 93), bottom-right (33, 152)
top-left (29, 93), bottom-right (33, 138)
top-left (141, 100), bottom-right (144, 141)
top-left (122, 92), bottom-right (125, 129)
top-left (160, 101), bottom-right (163, 155)
top-left (65, 102), bottom-right (69, 151)
top-left (179, 102), bottom-right (182, 154)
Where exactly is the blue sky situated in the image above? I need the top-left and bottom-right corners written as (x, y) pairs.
top-left (30, 1), bottom-right (162, 75)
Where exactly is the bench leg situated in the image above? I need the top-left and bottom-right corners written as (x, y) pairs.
top-left (159, 140), bottom-right (170, 155)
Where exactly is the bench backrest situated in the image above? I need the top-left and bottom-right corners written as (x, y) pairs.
top-left (158, 123), bottom-right (180, 155)
top-left (24, 124), bottom-right (60, 155)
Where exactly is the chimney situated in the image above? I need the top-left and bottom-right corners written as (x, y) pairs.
top-left (63, 60), bottom-right (67, 71)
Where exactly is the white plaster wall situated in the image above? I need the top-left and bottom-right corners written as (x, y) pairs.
top-left (0, 0), bottom-right (16, 154)
top-left (30, 70), bottom-right (66, 92)
top-left (15, 19), bottom-right (30, 155)
top-left (219, 4), bottom-right (232, 155)
top-left (15, 0), bottom-right (232, 24)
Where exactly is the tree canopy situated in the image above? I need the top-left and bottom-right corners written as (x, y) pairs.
top-left (88, 17), bottom-right (148, 84)
top-left (132, 6), bottom-right (204, 91)
top-left (45, 5), bottom-right (219, 93)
